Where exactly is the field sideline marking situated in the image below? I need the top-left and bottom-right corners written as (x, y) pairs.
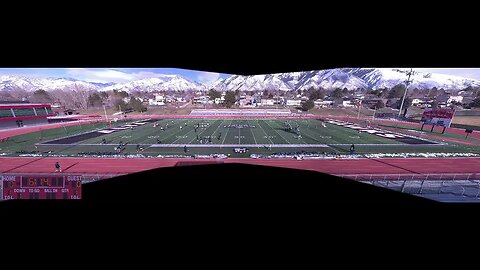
top-left (187, 119), bottom-right (222, 144)
top-left (208, 119), bottom-right (225, 145)
top-left (263, 119), bottom-right (296, 145)
top-left (148, 144), bottom-right (329, 148)
top-left (288, 120), bottom-right (310, 145)
top-left (246, 119), bottom-right (258, 145)
top-left (137, 119), bottom-right (194, 146)
top-left (221, 119), bottom-right (234, 145)
top-left (255, 119), bottom-right (275, 145)
top-left (169, 119), bottom-right (201, 144)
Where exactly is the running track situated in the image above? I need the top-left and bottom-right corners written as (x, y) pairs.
top-left (0, 157), bottom-right (479, 175)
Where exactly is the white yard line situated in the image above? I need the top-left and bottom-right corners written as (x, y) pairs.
top-left (255, 119), bottom-right (275, 145)
top-left (221, 119), bottom-right (233, 145)
top-left (187, 119), bottom-right (219, 144)
top-left (263, 119), bottom-right (294, 145)
top-left (246, 119), bottom-right (258, 145)
top-left (290, 120), bottom-right (310, 145)
top-left (209, 119), bottom-right (225, 144)
top-left (169, 120), bottom-right (199, 144)
top-left (138, 119), bottom-right (193, 146)
top-left (149, 144), bottom-right (329, 148)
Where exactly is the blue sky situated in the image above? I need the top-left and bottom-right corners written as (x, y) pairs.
top-left (0, 68), bottom-right (231, 84)
top-left (0, 68), bottom-right (479, 83)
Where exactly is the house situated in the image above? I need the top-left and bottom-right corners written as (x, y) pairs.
top-left (411, 98), bottom-right (424, 106)
top-left (148, 94), bottom-right (166, 106)
top-left (447, 96), bottom-right (463, 104)
top-left (259, 99), bottom-right (275, 106)
top-left (239, 95), bottom-right (256, 107)
top-left (148, 99), bottom-right (165, 106)
top-left (362, 98), bottom-right (387, 108)
top-left (214, 97), bottom-right (224, 104)
top-left (193, 96), bottom-right (209, 104)
top-left (314, 100), bottom-right (333, 108)
top-left (342, 100), bottom-right (355, 107)
top-left (286, 99), bottom-right (302, 106)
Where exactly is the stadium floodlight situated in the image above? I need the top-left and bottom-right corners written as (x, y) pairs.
top-left (103, 103), bottom-right (108, 122)
top-left (398, 68), bottom-right (416, 119)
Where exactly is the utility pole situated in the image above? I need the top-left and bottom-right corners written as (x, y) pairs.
top-left (103, 104), bottom-right (108, 122)
top-left (398, 68), bottom-right (415, 119)
top-left (357, 99), bottom-right (362, 119)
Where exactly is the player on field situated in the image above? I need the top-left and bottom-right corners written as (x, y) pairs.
top-left (55, 162), bottom-right (62, 172)
top-left (350, 144), bottom-right (355, 154)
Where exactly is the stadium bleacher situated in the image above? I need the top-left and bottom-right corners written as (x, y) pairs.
top-left (190, 109), bottom-right (294, 116)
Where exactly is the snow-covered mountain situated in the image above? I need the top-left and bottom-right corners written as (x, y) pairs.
top-left (342, 68), bottom-right (480, 90)
top-left (212, 68), bottom-right (480, 91)
top-left (1, 68), bottom-right (479, 93)
top-left (0, 76), bottom-right (102, 92)
top-left (100, 75), bottom-right (205, 92)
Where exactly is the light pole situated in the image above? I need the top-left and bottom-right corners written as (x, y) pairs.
top-left (398, 68), bottom-right (415, 119)
top-left (103, 103), bottom-right (108, 124)
top-left (357, 99), bottom-right (362, 119)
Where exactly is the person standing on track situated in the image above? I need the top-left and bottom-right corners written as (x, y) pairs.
top-left (350, 144), bottom-right (355, 154)
top-left (55, 162), bottom-right (62, 172)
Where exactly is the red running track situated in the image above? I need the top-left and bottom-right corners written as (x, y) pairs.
top-left (1, 157), bottom-right (479, 175)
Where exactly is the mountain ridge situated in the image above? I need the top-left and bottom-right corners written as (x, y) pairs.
top-left (1, 68), bottom-right (479, 93)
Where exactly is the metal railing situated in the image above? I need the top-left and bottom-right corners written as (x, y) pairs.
top-left (337, 173), bottom-right (480, 182)
top-left (336, 173), bottom-right (480, 199)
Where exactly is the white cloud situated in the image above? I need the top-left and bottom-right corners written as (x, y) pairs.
top-left (414, 68), bottom-right (480, 80)
top-left (197, 71), bottom-right (220, 84)
top-left (65, 69), bottom-right (174, 83)
top-left (66, 68), bottom-right (135, 83)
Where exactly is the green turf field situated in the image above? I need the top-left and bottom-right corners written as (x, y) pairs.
top-left (0, 118), bottom-right (478, 158)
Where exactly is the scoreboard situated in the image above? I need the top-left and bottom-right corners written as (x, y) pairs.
top-left (1, 175), bottom-right (82, 200)
top-left (421, 108), bottom-right (455, 128)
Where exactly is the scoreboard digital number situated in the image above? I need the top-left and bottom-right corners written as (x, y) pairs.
top-left (1, 175), bottom-right (82, 200)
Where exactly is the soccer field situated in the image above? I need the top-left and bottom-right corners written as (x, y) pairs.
top-left (1, 118), bottom-right (478, 158)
